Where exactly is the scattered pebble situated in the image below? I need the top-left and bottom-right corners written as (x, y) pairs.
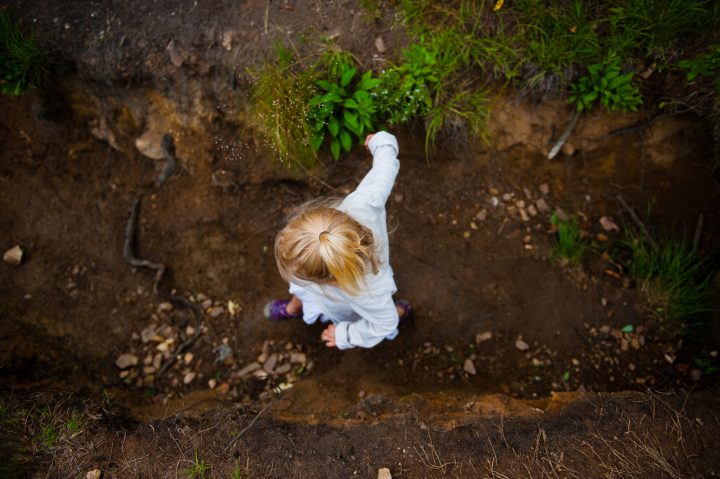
top-left (115, 354), bottom-right (139, 369)
top-left (463, 359), bottom-right (477, 375)
top-left (86, 469), bottom-right (102, 479)
top-left (157, 302), bottom-right (173, 313)
top-left (208, 378), bottom-right (217, 389)
top-left (183, 371), bottom-right (197, 384)
top-left (515, 337), bottom-right (530, 351)
top-left (539, 184), bottom-right (550, 195)
top-left (476, 209), bottom-right (487, 221)
top-left (3, 245), bottom-right (23, 265)
top-left (475, 331), bottom-right (492, 343)
top-left (599, 216), bottom-right (620, 232)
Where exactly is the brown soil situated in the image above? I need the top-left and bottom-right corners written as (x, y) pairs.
top-left (1, 0), bottom-right (719, 477)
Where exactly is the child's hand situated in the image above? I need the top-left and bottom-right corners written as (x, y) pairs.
top-left (321, 324), bottom-right (337, 348)
top-left (364, 134), bottom-right (375, 150)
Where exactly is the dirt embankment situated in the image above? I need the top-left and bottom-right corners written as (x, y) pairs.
top-left (1, 0), bottom-right (720, 477)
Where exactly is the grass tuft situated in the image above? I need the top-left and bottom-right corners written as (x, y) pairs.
top-left (550, 211), bottom-right (586, 265)
top-left (185, 450), bottom-right (210, 479)
top-left (625, 233), bottom-right (714, 327)
top-left (0, 10), bottom-right (46, 95)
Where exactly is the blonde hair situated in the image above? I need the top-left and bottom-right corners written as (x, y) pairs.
top-left (274, 199), bottom-right (380, 294)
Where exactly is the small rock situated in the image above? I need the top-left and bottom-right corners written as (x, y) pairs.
top-left (142, 366), bottom-right (156, 375)
top-left (115, 354), bottom-right (139, 369)
top-left (535, 198), bottom-right (550, 213)
top-left (664, 353), bottom-right (676, 364)
top-left (463, 231), bottom-right (471, 239)
top-left (253, 369), bottom-right (268, 380)
top-left (275, 363), bottom-right (292, 374)
top-left (599, 216), bottom-right (620, 232)
top-left (599, 325), bottom-right (610, 334)
top-left (157, 338), bottom-right (174, 352)
top-left (378, 467), bottom-right (392, 479)
top-left (690, 369), bottom-right (702, 381)
top-left (263, 353), bottom-right (278, 373)
top-left (561, 142), bottom-right (575, 156)
top-left (476, 209), bottom-right (487, 221)
top-left (515, 337), bottom-right (530, 351)
top-left (222, 31), bottom-right (233, 51)
top-left (470, 221), bottom-right (478, 231)
top-left (610, 329), bottom-right (623, 339)
top-left (212, 169), bottom-right (235, 188)
top-left (209, 306), bottom-right (225, 318)
top-left (571, 358), bottom-right (580, 366)
top-left (185, 325), bottom-right (196, 336)
top-left (183, 371), bottom-right (197, 384)
top-left (201, 299), bottom-right (213, 309)
top-left (166, 39), bottom-right (184, 67)
top-left (140, 325), bottom-right (157, 344)
top-left (463, 359), bottom-right (477, 375)
top-left (620, 338), bottom-right (629, 351)
top-left (523, 235), bottom-right (532, 243)
top-left (531, 357), bottom-right (542, 367)
top-left (554, 207), bottom-right (569, 221)
top-left (394, 192), bottom-right (404, 203)
top-left (475, 331), bottom-right (492, 343)
top-left (86, 469), bottom-right (102, 479)
top-left (228, 300), bottom-right (240, 316)
top-left (526, 204), bottom-right (538, 216)
top-left (539, 184), bottom-right (550, 195)
top-left (630, 337), bottom-right (640, 350)
top-left (157, 302), bottom-right (173, 313)
top-left (374, 36), bottom-right (387, 53)
top-left (3, 245), bottom-right (23, 265)
top-left (502, 193), bottom-right (514, 201)
top-left (153, 353), bottom-right (162, 369)
top-left (183, 352), bottom-right (194, 364)
top-left (208, 378), bottom-right (218, 389)
top-left (290, 352), bottom-right (307, 364)
top-left (238, 362), bottom-right (261, 377)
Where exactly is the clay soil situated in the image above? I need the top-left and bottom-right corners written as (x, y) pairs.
top-left (1, 0), bottom-right (720, 478)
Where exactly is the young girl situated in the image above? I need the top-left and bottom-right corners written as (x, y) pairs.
top-left (265, 131), bottom-right (411, 349)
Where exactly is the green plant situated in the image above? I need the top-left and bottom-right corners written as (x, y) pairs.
top-left (251, 42), bottom-right (318, 168)
top-left (694, 357), bottom-right (719, 375)
top-left (568, 51), bottom-right (643, 112)
top-left (66, 414), bottom-right (84, 434)
top-left (38, 425), bottom-right (58, 449)
top-left (0, 10), bottom-right (46, 95)
top-left (626, 234), bottom-right (714, 325)
top-left (376, 42), bottom-right (439, 125)
top-left (550, 212), bottom-right (586, 265)
top-left (230, 464), bottom-right (243, 479)
top-left (309, 59), bottom-right (380, 160)
top-left (185, 450), bottom-right (210, 479)
top-left (679, 45), bottom-right (720, 82)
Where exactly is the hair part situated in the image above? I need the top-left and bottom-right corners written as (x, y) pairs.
top-left (275, 198), bottom-right (379, 294)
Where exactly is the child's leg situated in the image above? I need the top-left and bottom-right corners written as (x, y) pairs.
top-left (287, 295), bottom-right (303, 315)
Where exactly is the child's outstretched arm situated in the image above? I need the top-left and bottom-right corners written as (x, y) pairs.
top-left (345, 131), bottom-right (400, 209)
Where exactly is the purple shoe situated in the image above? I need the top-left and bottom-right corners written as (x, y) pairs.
top-left (396, 300), bottom-right (412, 321)
top-left (264, 299), bottom-right (302, 321)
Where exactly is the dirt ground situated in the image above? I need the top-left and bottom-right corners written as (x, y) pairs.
top-left (1, 0), bottom-right (720, 477)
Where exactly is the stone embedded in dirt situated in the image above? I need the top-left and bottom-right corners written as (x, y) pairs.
top-left (599, 325), bottom-right (610, 334)
top-left (620, 338), bottom-right (629, 352)
top-left (515, 337), bottom-right (530, 351)
top-left (166, 39), bottom-right (184, 67)
top-left (183, 352), bottom-right (194, 364)
top-left (523, 235), bottom-right (532, 243)
top-left (183, 371), bottom-right (197, 384)
top-left (394, 192), bottom-right (404, 203)
top-left (209, 306), bottom-right (225, 318)
top-left (185, 325), bottom-right (196, 337)
top-left (157, 338), bottom-right (174, 352)
top-left (374, 36), bottom-right (387, 53)
top-left (263, 353), bottom-right (278, 373)
top-left (630, 337), bottom-right (640, 350)
top-left (228, 300), bottom-right (240, 316)
top-left (539, 184), bottom-right (550, 195)
top-left (599, 216), bottom-right (620, 232)
top-left (140, 325), bottom-right (156, 344)
top-left (690, 369), bottom-right (702, 381)
top-left (238, 362), bottom-right (261, 378)
top-left (463, 359), bottom-right (477, 375)
top-left (664, 353), bottom-right (676, 364)
top-left (208, 378), bottom-right (217, 389)
top-left (116, 354), bottom-right (139, 369)
top-left (470, 221), bottom-right (478, 231)
top-left (527, 204), bottom-right (538, 216)
top-left (3, 245), bottom-right (23, 265)
top-left (86, 469), bottom-right (102, 479)
top-left (290, 352), bottom-right (307, 364)
top-left (275, 363), bottom-right (292, 374)
top-left (475, 331), bottom-right (492, 343)
top-left (378, 467), bottom-right (392, 479)
top-left (610, 329), bottom-right (623, 339)
top-left (153, 353), bottom-right (162, 369)
top-left (502, 193), bottom-right (514, 201)
top-left (201, 299), bottom-right (213, 309)
top-left (476, 209), bottom-right (487, 221)
top-left (222, 31), bottom-right (234, 51)
top-left (253, 369), bottom-right (268, 380)
top-left (143, 366), bottom-right (156, 375)
top-left (157, 302), bottom-right (173, 313)
top-left (535, 198), bottom-right (549, 213)
top-left (463, 231), bottom-right (471, 239)
top-left (531, 357), bottom-right (542, 367)
top-left (571, 358), bottom-right (580, 366)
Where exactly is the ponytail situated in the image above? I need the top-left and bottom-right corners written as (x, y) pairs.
top-left (275, 199), bottom-right (379, 294)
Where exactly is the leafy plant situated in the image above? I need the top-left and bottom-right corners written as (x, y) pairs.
top-left (309, 59), bottom-right (380, 160)
top-left (66, 414), bottom-right (84, 434)
top-left (375, 42), bottom-right (439, 125)
top-left (625, 234), bottom-right (714, 325)
top-left (568, 51), bottom-right (643, 112)
top-left (679, 45), bottom-right (720, 82)
top-left (550, 212), bottom-right (586, 265)
top-left (230, 464), bottom-right (243, 479)
top-left (251, 42), bottom-right (318, 168)
top-left (38, 425), bottom-right (58, 449)
top-left (0, 11), bottom-right (46, 95)
top-left (185, 450), bottom-right (210, 479)
top-left (693, 357), bottom-right (719, 375)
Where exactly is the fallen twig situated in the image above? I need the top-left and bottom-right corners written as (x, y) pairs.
top-left (548, 109), bottom-right (582, 160)
top-left (225, 398), bottom-right (278, 452)
top-left (616, 193), bottom-right (658, 250)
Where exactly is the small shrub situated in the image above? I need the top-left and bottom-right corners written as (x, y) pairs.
top-left (626, 234), bottom-right (714, 326)
top-left (568, 51), bottom-right (643, 112)
top-left (678, 45), bottom-right (720, 82)
top-left (309, 58), bottom-right (380, 160)
top-left (185, 451), bottom-right (210, 479)
top-left (550, 212), bottom-right (585, 265)
top-left (0, 11), bottom-right (46, 95)
top-left (251, 43), bottom-right (318, 168)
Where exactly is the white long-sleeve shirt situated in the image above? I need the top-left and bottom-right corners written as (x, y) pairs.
top-left (288, 131), bottom-right (400, 349)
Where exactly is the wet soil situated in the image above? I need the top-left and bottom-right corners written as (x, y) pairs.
top-left (1, 0), bottom-right (720, 477)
